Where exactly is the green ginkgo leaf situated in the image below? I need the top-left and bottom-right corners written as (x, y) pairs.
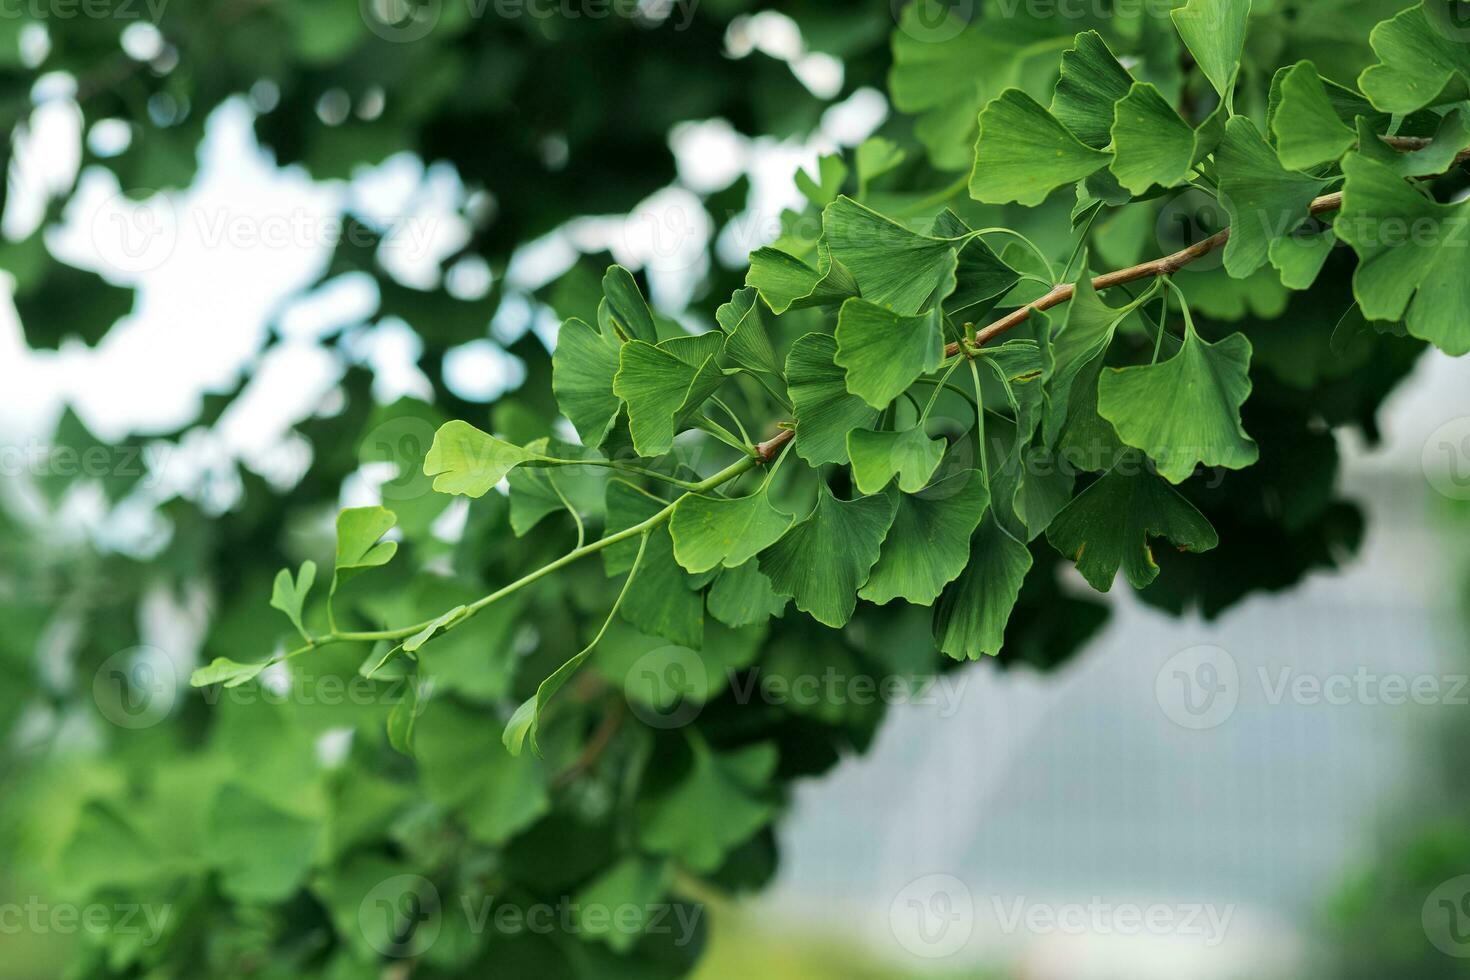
top-left (1109, 82), bottom-right (1198, 194)
top-left (757, 485), bottom-right (897, 628)
top-left (823, 196), bottom-right (959, 314)
top-left (603, 482), bottom-right (703, 648)
top-left (670, 486), bottom-right (793, 574)
top-left (795, 153), bottom-right (848, 208)
top-left (716, 286), bottom-right (781, 379)
top-left (638, 741), bottom-right (777, 872)
top-left (1097, 324), bottom-right (1259, 484)
top-left (1333, 152), bottom-right (1470, 355)
top-left (931, 209), bottom-right (1019, 316)
top-left (423, 421), bottom-right (543, 497)
top-left (847, 426), bottom-right (947, 495)
top-left (1269, 62), bottom-right (1356, 171)
top-left (1268, 228), bottom-right (1336, 290)
top-left (860, 470), bottom-right (990, 606)
top-left (552, 315), bottom-right (623, 447)
top-left (1050, 30), bottom-right (1135, 149)
top-left (1171, 0), bottom-right (1251, 99)
top-left (1041, 261), bottom-right (1143, 446)
top-left (1358, 0), bottom-right (1470, 114)
top-left (932, 513), bottom-right (1032, 660)
top-left (970, 89), bottom-right (1111, 206)
top-left (190, 657), bottom-right (270, 688)
top-left (855, 136), bottom-right (906, 196)
top-left (601, 265), bottom-right (658, 343)
top-left (573, 857), bottom-right (674, 952)
top-left (1354, 110), bottom-right (1470, 178)
top-left (613, 334), bottom-right (730, 457)
top-left (1047, 458), bottom-right (1219, 591)
top-left (333, 505), bottom-right (398, 591)
top-left (269, 560), bottom-right (316, 641)
top-left (708, 560), bottom-right (788, 628)
top-left (402, 604), bottom-right (468, 654)
top-left (833, 299), bottom-right (946, 409)
top-left (1216, 117), bottom-right (1329, 278)
top-left (786, 333), bottom-right (880, 466)
top-left (745, 240), bottom-right (858, 314)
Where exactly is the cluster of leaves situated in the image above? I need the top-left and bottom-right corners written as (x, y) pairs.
top-left (3, 1), bottom-right (1468, 977)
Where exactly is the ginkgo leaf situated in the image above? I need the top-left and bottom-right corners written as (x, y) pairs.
top-left (716, 286), bottom-right (781, 379)
top-left (1358, 0), bottom-right (1470, 114)
top-left (932, 209), bottom-right (1019, 316)
top-left (1269, 62), bottom-right (1356, 170)
top-left (603, 482), bottom-right (703, 648)
top-left (601, 265), bottom-right (658, 343)
top-left (1354, 110), bottom-right (1470, 178)
top-left (670, 486), bottom-right (793, 574)
top-left (416, 701), bottom-right (548, 846)
top-left (1109, 82), bottom-right (1199, 194)
top-left (402, 604), bottom-right (468, 653)
top-left (932, 513), bottom-right (1032, 660)
top-left (1041, 261), bottom-right (1141, 446)
top-left (573, 857), bottom-right (674, 952)
top-left (847, 426), bottom-right (946, 495)
top-left (1171, 0), bottom-right (1251, 98)
top-left (423, 421), bottom-right (543, 497)
top-left (745, 241), bottom-right (858, 314)
top-left (191, 657), bottom-right (270, 688)
top-left (757, 484), bottom-right (897, 628)
top-left (205, 785), bottom-right (318, 903)
top-left (1269, 228), bottom-right (1336, 290)
top-left (855, 136), bottom-right (906, 195)
top-left (823, 196), bottom-right (959, 314)
top-left (613, 335), bottom-right (729, 457)
top-left (786, 332), bottom-right (880, 466)
top-left (552, 315), bottom-right (623, 447)
top-left (860, 470), bottom-right (990, 606)
top-left (1097, 325), bottom-right (1259, 484)
top-left (333, 506), bottom-right (398, 596)
top-left (795, 153), bottom-right (848, 208)
top-left (269, 560), bottom-right (316, 641)
top-left (1334, 152), bottom-right (1470, 355)
top-left (833, 299), bottom-right (946, 409)
top-left (1216, 117), bottom-right (1329, 278)
top-left (970, 89), bottom-right (1111, 206)
top-left (638, 741), bottom-right (777, 872)
top-left (1050, 30), bottom-right (1135, 149)
top-left (1047, 459), bottom-right (1219, 591)
top-left (708, 560), bottom-right (788, 628)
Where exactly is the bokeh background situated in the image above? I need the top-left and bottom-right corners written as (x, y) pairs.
top-left (3, 2), bottom-right (1470, 977)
